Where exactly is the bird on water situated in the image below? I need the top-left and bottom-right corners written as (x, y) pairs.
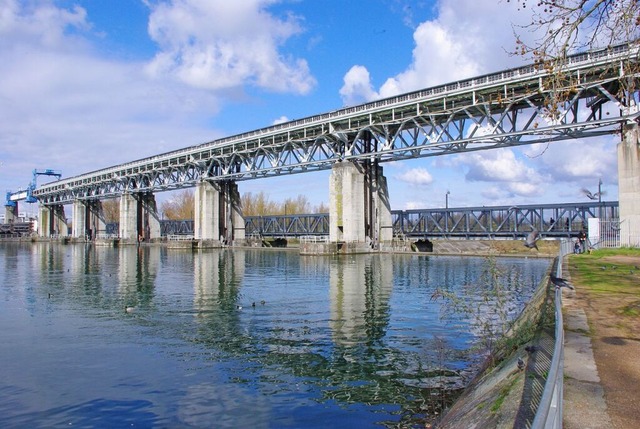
top-left (550, 274), bottom-right (574, 290)
top-left (524, 230), bottom-right (540, 251)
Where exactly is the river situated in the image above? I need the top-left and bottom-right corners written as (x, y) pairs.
top-left (0, 242), bottom-right (550, 428)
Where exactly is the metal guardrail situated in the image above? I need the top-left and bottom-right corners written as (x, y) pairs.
top-left (166, 234), bottom-right (194, 241)
top-left (531, 239), bottom-right (572, 428)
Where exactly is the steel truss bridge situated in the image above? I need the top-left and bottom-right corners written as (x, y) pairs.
top-left (136, 201), bottom-right (617, 239)
top-left (33, 43), bottom-right (639, 204)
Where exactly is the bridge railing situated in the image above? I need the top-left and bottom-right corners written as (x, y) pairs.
top-left (531, 239), bottom-right (573, 428)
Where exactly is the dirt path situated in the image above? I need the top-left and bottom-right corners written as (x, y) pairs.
top-left (568, 256), bottom-right (640, 429)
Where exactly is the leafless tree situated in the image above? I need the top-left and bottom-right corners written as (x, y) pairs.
top-left (510, 0), bottom-right (640, 116)
top-left (102, 199), bottom-right (120, 223)
top-left (161, 190), bottom-right (194, 220)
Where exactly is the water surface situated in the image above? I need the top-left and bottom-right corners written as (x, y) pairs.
top-left (0, 243), bottom-right (550, 428)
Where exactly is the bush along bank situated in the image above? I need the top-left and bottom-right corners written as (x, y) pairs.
top-left (433, 257), bottom-right (557, 429)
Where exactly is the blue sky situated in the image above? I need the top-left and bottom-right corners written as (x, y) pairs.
top-left (0, 0), bottom-right (619, 216)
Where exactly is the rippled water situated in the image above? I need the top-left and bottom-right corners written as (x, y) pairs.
top-left (0, 243), bottom-right (550, 428)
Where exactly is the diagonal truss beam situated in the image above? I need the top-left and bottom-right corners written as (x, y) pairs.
top-left (34, 44), bottom-right (640, 205)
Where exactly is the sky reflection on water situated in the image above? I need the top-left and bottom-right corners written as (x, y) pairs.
top-left (0, 243), bottom-right (550, 428)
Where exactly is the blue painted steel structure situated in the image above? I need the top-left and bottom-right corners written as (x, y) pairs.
top-left (5, 169), bottom-right (62, 207)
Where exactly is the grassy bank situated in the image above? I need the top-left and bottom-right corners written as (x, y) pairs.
top-left (568, 248), bottom-right (640, 317)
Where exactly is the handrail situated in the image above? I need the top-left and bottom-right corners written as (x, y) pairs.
top-left (531, 239), bottom-right (572, 428)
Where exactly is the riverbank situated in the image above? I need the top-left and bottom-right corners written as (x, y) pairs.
top-left (434, 258), bottom-right (556, 428)
top-left (563, 249), bottom-right (640, 429)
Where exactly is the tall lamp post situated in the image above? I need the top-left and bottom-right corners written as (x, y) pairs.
top-left (445, 190), bottom-right (450, 209)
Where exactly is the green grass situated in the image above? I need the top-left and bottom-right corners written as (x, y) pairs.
top-left (569, 248), bottom-right (640, 296)
top-left (491, 376), bottom-right (518, 413)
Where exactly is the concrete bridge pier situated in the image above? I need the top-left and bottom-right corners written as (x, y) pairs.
top-left (618, 122), bottom-right (640, 245)
top-left (72, 200), bottom-right (86, 239)
top-left (194, 180), bottom-right (245, 247)
top-left (328, 160), bottom-right (392, 253)
top-left (38, 204), bottom-right (68, 237)
top-left (87, 200), bottom-right (107, 239)
top-left (119, 192), bottom-right (161, 244)
top-left (4, 202), bottom-right (18, 224)
top-left (72, 200), bottom-right (107, 240)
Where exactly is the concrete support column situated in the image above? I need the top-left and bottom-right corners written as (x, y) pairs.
top-left (87, 200), bottom-right (107, 239)
top-left (228, 181), bottom-right (245, 244)
top-left (618, 122), bottom-right (640, 246)
top-left (330, 161), bottom-right (366, 244)
top-left (329, 161), bottom-right (392, 251)
top-left (119, 193), bottom-right (138, 241)
top-left (139, 193), bottom-right (161, 242)
top-left (194, 180), bottom-right (220, 241)
top-left (38, 205), bottom-right (51, 237)
top-left (72, 200), bottom-right (86, 239)
top-left (194, 180), bottom-right (244, 246)
top-left (49, 204), bottom-right (69, 237)
top-left (119, 193), bottom-right (160, 243)
top-left (372, 166), bottom-right (393, 247)
top-left (5, 202), bottom-right (18, 224)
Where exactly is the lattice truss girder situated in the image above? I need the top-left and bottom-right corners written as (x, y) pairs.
top-left (34, 44), bottom-right (640, 204)
top-left (244, 214), bottom-right (330, 236)
top-left (392, 202), bottom-right (617, 237)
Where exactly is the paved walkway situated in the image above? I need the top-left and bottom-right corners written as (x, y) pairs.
top-left (561, 263), bottom-right (640, 429)
top-left (562, 289), bottom-right (613, 429)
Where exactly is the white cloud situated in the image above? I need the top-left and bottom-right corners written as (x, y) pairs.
top-left (462, 149), bottom-right (535, 183)
top-left (395, 167), bottom-right (434, 186)
top-left (0, 0), bottom-right (222, 189)
top-left (340, 0), bottom-right (531, 102)
top-left (146, 0), bottom-right (316, 94)
top-left (527, 138), bottom-right (618, 183)
top-left (272, 115), bottom-right (289, 125)
top-left (339, 65), bottom-right (379, 106)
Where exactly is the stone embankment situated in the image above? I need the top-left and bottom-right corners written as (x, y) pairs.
top-left (434, 258), bottom-right (557, 428)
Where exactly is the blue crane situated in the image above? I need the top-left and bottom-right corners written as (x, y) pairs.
top-left (5, 169), bottom-right (62, 207)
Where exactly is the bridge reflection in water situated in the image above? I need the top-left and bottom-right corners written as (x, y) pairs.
top-left (0, 243), bottom-right (550, 428)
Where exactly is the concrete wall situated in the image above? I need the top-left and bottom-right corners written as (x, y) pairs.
top-left (618, 122), bottom-right (640, 246)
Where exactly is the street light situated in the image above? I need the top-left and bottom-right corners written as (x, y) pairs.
top-left (445, 190), bottom-right (450, 209)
